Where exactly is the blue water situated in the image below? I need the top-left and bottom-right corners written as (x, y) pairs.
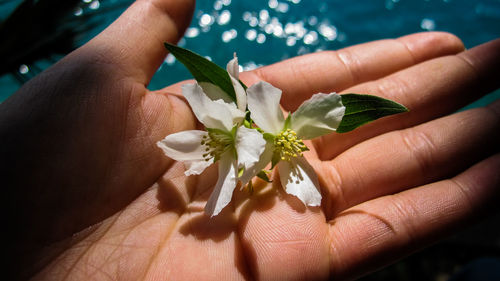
top-left (1, 0), bottom-right (500, 104)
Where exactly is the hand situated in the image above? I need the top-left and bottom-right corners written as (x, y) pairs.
top-left (2, 0), bottom-right (499, 280)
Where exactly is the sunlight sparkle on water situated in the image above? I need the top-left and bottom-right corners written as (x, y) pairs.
top-left (165, 54), bottom-right (175, 65)
top-left (89, 0), bottom-right (100, 10)
top-left (286, 36), bottom-right (297, 46)
top-left (284, 21), bottom-right (307, 38)
top-left (74, 7), bottom-right (83, 16)
top-left (259, 9), bottom-right (270, 26)
top-left (268, 0), bottom-right (278, 9)
top-left (420, 18), bottom-right (436, 31)
top-left (303, 31), bottom-right (318, 45)
top-left (200, 14), bottom-right (215, 27)
top-left (318, 22), bottom-right (337, 41)
top-left (181, 1), bottom-right (347, 68)
top-left (245, 29), bottom-right (257, 41)
top-left (256, 33), bottom-right (266, 44)
top-left (222, 29), bottom-right (238, 42)
top-left (242, 61), bottom-right (263, 71)
top-left (19, 64), bottom-right (29, 74)
top-left (217, 10), bottom-right (231, 25)
top-left (185, 27), bottom-right (200, 38)
top-left (275, 2), bottom-right (289, 13)
top-left (308, 16), bottom-right (318, 26)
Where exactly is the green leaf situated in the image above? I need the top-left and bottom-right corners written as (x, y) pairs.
top-left (239, 80), bottom-right (248, 90)
top-left (256, 170), bottom-right (272, 182)
top-left (337, 94), bottom-right (409, 133)
top-left (164, 42), bottom-right (237, 102)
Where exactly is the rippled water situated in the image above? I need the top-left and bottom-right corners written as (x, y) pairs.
top-left (1, 0), bottom-right (500, 102)
top-left (150, 0), bottom-right (500, 108)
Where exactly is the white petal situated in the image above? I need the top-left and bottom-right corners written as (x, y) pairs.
top-left (198, 82), bottom-right (234, 104)
top-left (205, 153), bottom-right (238, 217)
top-left (157, 130), bottom-right (212, 175)
top-left (235, 127), bottom-right (266, 181)
top-left (239, 141), bottom-right (274, 185)
top-left (213, 99), bottom-right (245, 124)
top-left (183, 160), bottom-right (213, 176)
top-left (246, 81), bottom-right (285, 134)
top-left (277, 157), bottom-right (321, 206)
top-left (291, 93), bottom-right (345, 139)
top-left (231, 76), bottom-right (247, 111)
top-left (157, 130), bottom-right (206, 161)
top-left (226, 54), bottom-right (240, 80)
top-left (227, 54), bottom-right (246, 110)
top-left (182, 83), bottom-right (235, 131)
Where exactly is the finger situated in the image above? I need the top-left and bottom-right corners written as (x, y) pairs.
top-left (81, 0), bottom-right (194, 85)
top-left (241, 32), bottom-right (464, 110)
top-left (317, 38), bottom-right (500, 159)
top-left (327, 153), bottom-right (500, 280)
top-left (320, 99), bottom-right (500, 218)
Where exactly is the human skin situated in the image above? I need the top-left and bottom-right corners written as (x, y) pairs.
top-left (1, 0), bottom-right (499, 280)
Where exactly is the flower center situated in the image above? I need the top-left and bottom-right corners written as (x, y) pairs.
top-left (274, 128), bottom-right (308, 161)
top-left (201, 130), bottom-right (233, 161)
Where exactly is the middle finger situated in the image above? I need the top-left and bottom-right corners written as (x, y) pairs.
top-left (316, 38), bottom-right (500, 160)
top-left (320, 100), bottom-right (500, 219)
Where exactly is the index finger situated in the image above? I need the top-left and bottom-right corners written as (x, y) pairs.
top-left (241, 32), bottom-right (464, 110)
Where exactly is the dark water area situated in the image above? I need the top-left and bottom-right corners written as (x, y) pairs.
top-left (1, 0), bottom-right (500, 102)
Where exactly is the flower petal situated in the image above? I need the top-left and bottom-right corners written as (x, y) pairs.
top-left (277, 157), bottom-right (321, 206)
top-left (213, 99), bottom-right (245, 124)
top-left (231, 76), bottom-right (247, 111)
top-left (205, 152), bottom-right (238, 217)
top-left (235, 127), bottom-right (267, 183)
top-left (226, 54), bottom-right (239, 80)
top-left (198, 82), bottom-right (234, 104)
top-left (246, 81), bottom-right (285, 134)
top-left (182, 83), bottom-right (236, 131)
top-left (226, 55), bottom-right (247, 110)
top-left (157, 130), bottom-right (212, 176)
top-left (183, 160), bottom-right (213, 176)
top-left (291, 93), bottom-right (345, 139)
top-left (239, 141), bottom-right (274, 185)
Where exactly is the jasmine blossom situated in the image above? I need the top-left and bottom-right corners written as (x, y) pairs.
top-left (246, 81), bottom-right (345, 206)
top-left (157, 83), bottom-right (266, 216)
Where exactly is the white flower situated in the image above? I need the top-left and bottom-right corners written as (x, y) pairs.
top-left (157, 83), bottom-right (266, 217)
top-left (198, 54), bottom-right (247, 111)
top-left (246, 81), bottom-right (345, 206)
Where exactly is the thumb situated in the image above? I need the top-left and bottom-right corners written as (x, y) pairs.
top-left (82, 0), bottom-right (195, 85)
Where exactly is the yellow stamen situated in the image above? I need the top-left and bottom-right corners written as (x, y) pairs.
top-left (274, 128), bottom-right (308, 161)
top-left (201, 130), bottom-right (233, 162)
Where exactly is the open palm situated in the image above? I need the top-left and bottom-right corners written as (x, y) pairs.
top-left (2, 1), bottom-right (499, 280)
